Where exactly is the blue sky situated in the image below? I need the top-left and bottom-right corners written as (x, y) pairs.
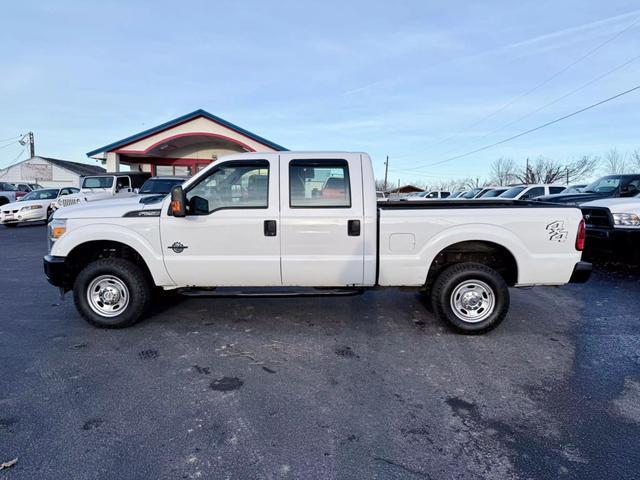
top-left (1, 0), bottom-right (639, 184)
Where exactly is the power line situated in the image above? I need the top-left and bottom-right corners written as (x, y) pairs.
top-left (0, 141), bottom-right (19, 151)
top-left (407, 82), bottom-right (640, 170)
top-left (0, 146), bottom-right (27, 175)
top-left (433, 50), bottom-right (640, 161)
top-left (392, 13), bottom-right (640, 160)
top-left (0, 135), bottom-right (20, 143)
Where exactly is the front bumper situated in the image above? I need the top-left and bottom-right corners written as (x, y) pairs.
top-left (585, 227), bottom-right (640, 259)
top-left (569, 261), bottom-right (592, 283)
top-left (1, 209), bottom-right (46, 224)
top-left (43, 255), bottom-right (68, 288)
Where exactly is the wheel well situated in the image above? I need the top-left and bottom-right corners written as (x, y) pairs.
top-left (65, 241), bottom-right (153, 288)
top-left (425, 241), bottom-right (518, 288)
top-left (0, 196), bottom-right (9, 206)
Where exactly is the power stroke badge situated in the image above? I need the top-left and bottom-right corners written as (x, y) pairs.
top-left (546, 221), bottom-right (568, 242)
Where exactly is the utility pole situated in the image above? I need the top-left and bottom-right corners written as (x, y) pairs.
top-left (525, 158), bottom-right (530, 184)
top-left (383, 155), bottom-right (389, 191)
top-left (566, 166), bottom-right (569, 185)
top-left (19, 132), bottom-right (35, 158)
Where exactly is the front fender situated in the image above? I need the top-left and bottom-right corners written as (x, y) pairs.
top-left (51, 223), bottom-right (175, 286)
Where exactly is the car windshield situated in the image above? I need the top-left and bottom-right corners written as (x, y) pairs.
top-left (82, 177), bottom-right (114, 189)
top-left (499, 186), bottom-right (526, 198)
top-left (480, 189), bottom-right (506, 198)
top-left (21, 189), bottom-right (58, 201)
top-left (461, 188), bottom-right (482, 199)
top-left (1, 182), bottom-right (17, 191)
top-left (583, 177), bottom-right (620, 193)
top-left (139, 178), bottom-right (184, 194)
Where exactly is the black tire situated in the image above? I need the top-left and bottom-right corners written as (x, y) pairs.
top-left (73, 258), bottom-right (152, 328)
top-left (430, 262), bottom-right (509, 334)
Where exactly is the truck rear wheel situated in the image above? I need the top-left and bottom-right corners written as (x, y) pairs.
top-left (430, 262), bottom-right (509, 334)
top-left (73, 258), bottom-right (152, 328)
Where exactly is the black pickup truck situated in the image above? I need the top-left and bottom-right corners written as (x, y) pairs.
top-left (537, 174), bottom-right (640, 205)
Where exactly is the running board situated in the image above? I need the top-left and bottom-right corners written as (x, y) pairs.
top-left (179, 287), bottom-right (366, 298)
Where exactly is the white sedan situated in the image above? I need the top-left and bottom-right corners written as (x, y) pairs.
top-left (1, 187), bottom-right (79, 227)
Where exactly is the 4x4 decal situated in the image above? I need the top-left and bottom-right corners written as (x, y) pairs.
top-left (546, 221), bottom-right (568, 242)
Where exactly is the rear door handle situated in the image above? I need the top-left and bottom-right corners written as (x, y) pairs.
top-left (264, 220), bottom-right (277, 236)
top-left (348, 219), bottom-right (360, 236)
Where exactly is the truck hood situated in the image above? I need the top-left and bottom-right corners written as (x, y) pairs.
top-left (536, 191), bottom-right (608, 205)
top-left (53, 196), bottom-right (163, 219)
top-left (581, 197), bottom-right (640, 213)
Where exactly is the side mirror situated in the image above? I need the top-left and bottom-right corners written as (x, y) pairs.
top-left (170, 185), bottom-right (187, 217)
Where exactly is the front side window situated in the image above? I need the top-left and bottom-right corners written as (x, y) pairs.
top-left (289, 160), bottom-right (351, 208)
top-left (116, 177), bottom-right (131, 191)
top-left (186, 161), bottom-right (269, 214)
top-left (83, 177), bottom-right (114, 189)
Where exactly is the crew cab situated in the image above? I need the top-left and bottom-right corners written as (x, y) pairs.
top-left (44, 152), bottom-right (590, 334)
top-left (51, 172), bottom-right (151, 210)
top-left (580, 194), bottom-right (640, 262)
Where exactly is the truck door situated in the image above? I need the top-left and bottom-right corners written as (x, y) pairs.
top-left (279, 154), bottom-right (365, 286)
top-left (160, 157), bottom-right (281, 287)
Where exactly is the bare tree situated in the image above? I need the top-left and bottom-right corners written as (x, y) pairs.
top-left (564, 155), bottom-right (600, 183)
top-left (490, 157), bottom-right (517, 185)
top-left (630, 149), bottom-right (640, 172)
top-left (603, 148), bottom-right (627, 174)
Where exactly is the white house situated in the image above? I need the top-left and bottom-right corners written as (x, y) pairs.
top-left (0, 156), bottom-right (105, 188)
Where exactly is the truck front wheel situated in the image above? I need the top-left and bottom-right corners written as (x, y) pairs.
top-left (73, 258), bottom-right (152, 328)
top-left (430, 262), bottom-right (509, 334)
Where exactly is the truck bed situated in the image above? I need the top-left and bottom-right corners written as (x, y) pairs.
top-left (378, 199), bottom-right (571, 209)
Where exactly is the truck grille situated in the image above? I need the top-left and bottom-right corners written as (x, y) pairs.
top-left (60, 198), bottom-right (81, 207)
top-left (581, 207), bottom-right (612, 228)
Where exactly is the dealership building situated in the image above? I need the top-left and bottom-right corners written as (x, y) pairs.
top-left (87, 109), bottom-right (287, 175)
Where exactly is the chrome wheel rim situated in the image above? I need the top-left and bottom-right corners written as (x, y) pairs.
top-left (87, 275), bottom-right (129, 318)
top-left (450, 279), bottom-right (495, 323)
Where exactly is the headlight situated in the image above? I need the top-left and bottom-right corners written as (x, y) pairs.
top-left (20, 204), bottom-right (43, 211)
top-left (613, 213), bottom-right (640, 227)
top-left (48, 219), bottom-right (67, 252)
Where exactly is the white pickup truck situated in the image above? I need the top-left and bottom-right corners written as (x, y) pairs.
top-left (44, 152), bottom-right (591, 333)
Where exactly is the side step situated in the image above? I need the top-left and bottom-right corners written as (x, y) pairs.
top-left (179, 287), bottom-right (366, 298)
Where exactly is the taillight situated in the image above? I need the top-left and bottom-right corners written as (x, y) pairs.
top-left (575, 219), bottom-right (585, 251)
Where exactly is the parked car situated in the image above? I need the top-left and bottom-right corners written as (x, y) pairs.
top-left (138, 176), bottom-right (187, 196)
top-left (376, 191), bottom-right (387, 201)
top-left (11, 182), bottom-right (44, 193)
top-left (0, 182), bottom-right (20, 205)
top-left (44, 151), bottom-right (589, 334)
top-left (562, 184), bottom-right (587, 194)
top-left (499, 184), bottom-right (566, 201)
top-left (448, 190), bottom-right (467, 199)
top-left (536, 174), bottom-right (640, 205)
top-left (457, 187), bottom-right (484, 199)
top-left (1, 187), bottom-right (79, 227)
top-left (580, 194), bottom-right (640, 262)
top-left (406, 190), bottom-right (450, 201)
top-left (477, 187), bottom-right (509, 198)
top-left (51, 172), bottom-right (151, 211)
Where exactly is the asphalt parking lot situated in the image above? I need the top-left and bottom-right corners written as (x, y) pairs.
top-left (1, 225), bottom-right (639, 479)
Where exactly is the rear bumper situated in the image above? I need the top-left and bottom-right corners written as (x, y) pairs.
top-left (43, 255), bottom-right (68, 288)
top-left (569, 261), bottom-right (592, 284)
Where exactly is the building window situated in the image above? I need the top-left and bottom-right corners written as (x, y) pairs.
top-left (289, 160), bottom-right (351, 208)
top-left (156, 165), bottom-right (193, 176)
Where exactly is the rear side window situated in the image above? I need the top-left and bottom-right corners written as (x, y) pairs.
top-left (289, 160), bottom-right (351, 208)
top-left (521, 187), bottom-right (544, 199)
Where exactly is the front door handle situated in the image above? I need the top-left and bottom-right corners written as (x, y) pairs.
top-left (348, 219), bottom-right (361, 236)
top-left (264, 220), bottom-right (277, 237)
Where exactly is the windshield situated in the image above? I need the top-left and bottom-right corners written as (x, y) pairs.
top-left (461, 188), bottom-right (482, 199)
top-left (139, 178), bottom-right (184, 194)
top-left (481, 189), bottom-right (506, 198)
top-left (21, 189), bottom-right (58, 201)
top-left (499, 186), bottom-right (526, 198)
top-left (0, 182), bottom-right (17, 191)
top-left (583, 177), bottom-right (620, 193)
top-left (82, 177), bottom-right (114, 189)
